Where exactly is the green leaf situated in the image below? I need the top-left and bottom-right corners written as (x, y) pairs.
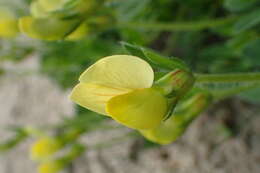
top-left (234, 8), bottom-right (260, 33)
top-left (121, 42), bottom-right (147, 59)
top-left (142, 49), bottom-right (189, 71)
top-left (116, 0), bottom-right (151, 21)
top-left (0, 128), bottom-right (28, 152)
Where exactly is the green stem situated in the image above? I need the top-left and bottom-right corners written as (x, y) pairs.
top-left (119, 17), bottom-right (236, 31)
top-left (195, 72), bottom-right (260, 83)
top-left (89, 131), bottom-right (136, 150)
top-left (213, 82), bottom-right (260, 100)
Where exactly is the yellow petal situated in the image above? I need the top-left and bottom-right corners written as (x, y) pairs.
top-left (106, 88), bottom-right (168, 129)
top-left (79, 55), bottom-right (154, 90)
top-left (140, 92), bottom-right (212, 144)
top-left (19, 16), bottom-right (78, 40)
top-left (19, 16), bottom-right (38, 38)
top-left (70, 83), bottom-right (130, 115)
top-left (31, 137), bottom-right (62, 161)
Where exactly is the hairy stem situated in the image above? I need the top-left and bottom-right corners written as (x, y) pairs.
top-left (195, 72), bottom-right (260, 83)
top-left (213, 82), bottom-right (260, 100)
top-left (119, 17), bottom-right (236, 31)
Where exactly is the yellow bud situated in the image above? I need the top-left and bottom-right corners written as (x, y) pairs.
top-left (31, 137), bottom-right (62, 161)
top-left (38, 160), bottom-right (64, 173)
top-left (153, 69), bottom-right (195, 97)
top-left (140, 92), bottom-right (212, 144)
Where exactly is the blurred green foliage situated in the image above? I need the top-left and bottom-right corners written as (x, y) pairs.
top-left (40, 0), bottom-right (260, 102)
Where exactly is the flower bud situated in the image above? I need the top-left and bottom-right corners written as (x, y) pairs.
top-left (31, 137), bottom-right (63, 161)
top-left (153, 69), bottom-right (195, 98)
top-left (38, 159), bottom-right (64, 173)
top-left (140, 91), bottom-right (212, 144)
top-left (37, 144), bottom-right (85, 173)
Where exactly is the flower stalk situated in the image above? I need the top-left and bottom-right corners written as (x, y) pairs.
top-left (195, 72), bottom-right (260, 83)
top-left (118, 16), bottom-right (236, 31)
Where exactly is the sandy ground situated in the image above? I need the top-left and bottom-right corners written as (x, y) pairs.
top-left (0, 57), bottom-right (74, 172)
top-left (0, 58), bottom-right (259, 173)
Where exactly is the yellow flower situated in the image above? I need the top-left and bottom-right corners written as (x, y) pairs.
top-left (38, 160), bottom-right (64, 173)
top-left (140, 92), bottom-right (212, 144)
top-left (20, 0), bottom-right (108, 40)
top-left (0, 7), bottom-right (18, 37)
top-left (31, 137), bottom-right (62, 161)
top-left (19, 16), bottom-right (78, 40)
top-left (70, 55), bottom-right (168, 130)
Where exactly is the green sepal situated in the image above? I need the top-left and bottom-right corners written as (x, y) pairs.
top-left (121, 42), bottom-right (189, 71)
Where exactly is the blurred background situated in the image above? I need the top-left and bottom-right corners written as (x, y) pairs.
top-left (0, 0), bottom-right (260, 173)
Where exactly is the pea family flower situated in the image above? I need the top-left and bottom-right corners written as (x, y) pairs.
top-left (19, 16), bottom-right (80, 41)
top-left (31, 137), bottom-right (63, 161)
top-left (19, 0), bottom-right (111, 40)
top-left (70, 55), bottom-right (195, 130)
top-left (140, 91), bottom-right (212, 144)
top-left (0, 7), bottom-right (19, 37)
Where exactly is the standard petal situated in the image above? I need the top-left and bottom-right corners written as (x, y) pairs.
top-left (79, 55), bottom-right (154, 90)
top-left (106, 88), bottom-right (168, 130)
top-left (70, 83), bottom-right (130, 115)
